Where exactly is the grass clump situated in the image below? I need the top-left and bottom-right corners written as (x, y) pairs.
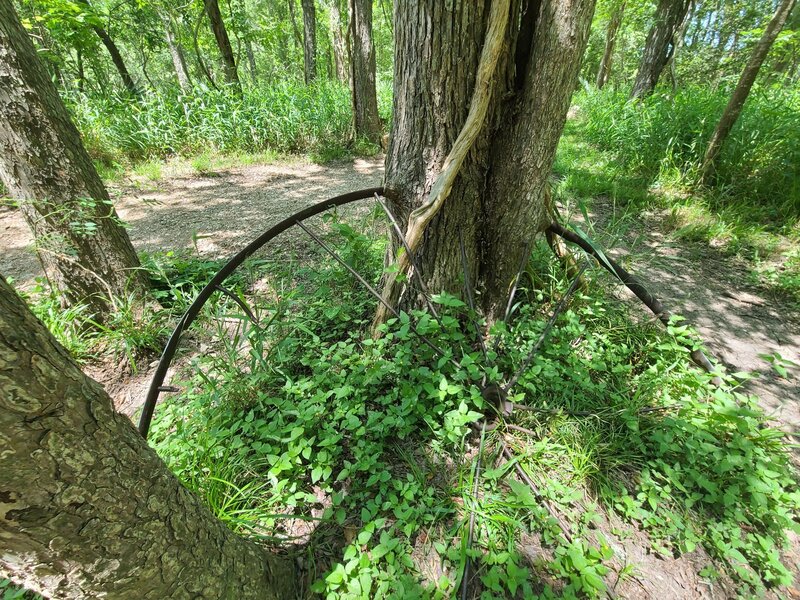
top-left (68, 80), bottom-right (392, 166)
top-left (578, 85), bottom-right (800, 215)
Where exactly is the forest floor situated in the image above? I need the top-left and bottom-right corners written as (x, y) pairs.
top-left (1, 155), bottom-right (799, 597)
top-left (2, 156), bottom-right (797, 444)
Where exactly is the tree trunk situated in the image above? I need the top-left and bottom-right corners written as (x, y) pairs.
top-left (204, 0), bottom-right (241, 91)
top-left (0, 0), bottom-right (149, 319)
top-left (161, 12), bottom-right (192, 91)
top-left (329, 0), bottom-right (348, 83)
top-left (630, 0), bottom-right (691, 99)
top-left (664, 0), bottom-right (692, 91)
top-left (379, 0), bottom-right (596, 323)
top-left (349, 0), bottom-right (380, 143)
top-left (699, 0), bottom-right (797, 183)
top-left (0, 275), bottom-right (298, 599)
top-left (245, 37), bottom-right (258, 81)
top-left (301, 0), bottom-right (317, 83)
top-left (91, 24), bottom-right (140, 97)
top-left (75, 45), bottom-right (85, 92)
top-left (596, 0), bottom-right (625, 89)
top-left (288, 0), bottom-right (303, 52)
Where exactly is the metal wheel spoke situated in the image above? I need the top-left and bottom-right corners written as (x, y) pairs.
top-left (461, 421), bottom-right (487, 600)
top-left (374, 193), bottom-right (443, 327)
top-left (295, 219), bottom-right (458, 368)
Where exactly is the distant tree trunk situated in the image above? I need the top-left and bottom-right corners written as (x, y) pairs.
top-left (349, 0), bottom-right (380, 142)
top-left (91, 23), bottom-right (140, 96)
top-left (630, 0), bottom-right (691, 99)
top-left (288, 0), bottom-right (303, 51)
top-left (75, 45), bottom-right (85, 91)
top-left (596, 0), bottom-right (625, 89)
top-left (245, 37), bottom-right (258, 81)
top-left (0, 275), bottom-right (298, 599)
top-left (0, 0), bottom-right (149, 318)
top-left (329, 0), bottom-right (348, 83)
top-left (700, 0), bottom-right (797, 183)
top-left (203, 0), bottom-right (241, 91)
top-left (301, 0), bottom-right (316, 83)
top-left (664, 0), bottom-right (692, 90)
top-left (161, 12), bottom-right (192, 91)
top-left (376, 0), bottom-right (596, 324)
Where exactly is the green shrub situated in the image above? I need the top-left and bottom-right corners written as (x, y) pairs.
top-left (67, 80), bottom-right (390, 162)
top-left (579, 85), bottom-right (800, 219)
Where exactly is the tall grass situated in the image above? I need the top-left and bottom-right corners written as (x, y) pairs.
top-left (578, 85), bottom-right (800, 221)
top-left (68, 80), bottom-right (387, 163)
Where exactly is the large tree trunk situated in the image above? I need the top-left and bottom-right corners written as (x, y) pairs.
top-left (0, 0), bottom-right (149, 319)
top-left (0, 276), bottom-right (298, 599)
top-left (379, 0), bottom-right (596, 323)
top-left (349, 0), bottom-right (380, 143)
top-left (630, 0), bottom-right (691, 99)
top-left (204, 0), bottom-right (241, 91)
top-left (596, 0), bottom-right (625, 89)
top-left (301, 0), bottom-right (317, 83)
top-left (161, 11), bottom-right (192, 91)
top-left (699, 0), bottom-right (797, 183)
top-left (329, 0), bottom-right (348, 83)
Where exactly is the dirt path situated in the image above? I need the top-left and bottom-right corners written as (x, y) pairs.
top-left (1, 157), bottom-right (385, 288)
top-left (579, 199), bottom-right (800, 450)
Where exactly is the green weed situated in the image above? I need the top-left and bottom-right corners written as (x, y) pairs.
top-left (145, 226), bottom-right (799, 597)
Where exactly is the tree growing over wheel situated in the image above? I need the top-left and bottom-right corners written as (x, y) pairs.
top-left (0, 0), bottom-right (149, 319)
top-left (0, 275), bottom-right (297, 599)
top-left (0, 0), bottom-right (598, 595)
top-left (377, 0), bottom-right (597, 323)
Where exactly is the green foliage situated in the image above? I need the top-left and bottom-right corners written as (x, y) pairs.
top-left (0, 578), bottom-right (41, 600)
top-left (68, 80), bottom-right (391, 164)
top-left (144, 227), bottom-right (798, 597)
top-left (579, 85), bottom-right (800, 213)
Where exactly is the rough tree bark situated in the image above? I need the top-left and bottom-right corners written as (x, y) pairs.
top-left (349, 0), bottom-right (380, 143)
top-left (0, 276), bottom-right (298, 599)
top-left (203, 0), bottom-right (241, 91)
top-left (596, 0), bottom-right (625, 89)
top-left (0, 0), bottom-right (149, 319)
top-left (161, 11), bottom-right (192, 91)
top-left (378, 0), bottom-right (596, 324)
top-left (329, 0), bottom-right (349, 83)
top-left (700, 0), bottom-right (797, 182)
top-left (301, 0), bottom-right (317, 83)
top-left (630, 0), bottom-right (691, 99)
